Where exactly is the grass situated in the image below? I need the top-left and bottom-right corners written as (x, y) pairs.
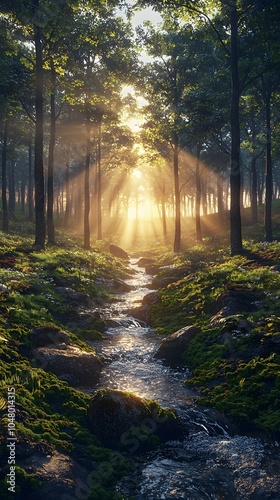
top-left (0, 224), bottom-right (130, 498)
top-left (1, 211), bottom-right (280, 496)
top-left (149, 227), bottom-right (280, 437)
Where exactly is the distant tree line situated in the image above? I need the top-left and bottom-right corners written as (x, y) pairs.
top-left (139, 0), bottom-right (280, 253)
top-left (0, 0), bottom-right (280, 253)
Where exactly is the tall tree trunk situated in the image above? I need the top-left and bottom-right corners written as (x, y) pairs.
top-left (75, 161), bottom-right (83, 223)
top-left (2, 118), bottom-right (9, 232)
top-left (34, 25), bottom-right (45, 248)
top-left (21, 178), bottom-right (26, 214)
top-left (264, 82), bottom-right (273, 241)
top-left (251, 156), bottom-right (258, 224)
top-left (64, 145), bottom-right (70, 227)
top-left (97, 123), bottom-right (102, 240)
top-left (28, 128), bottom-right (34, 220)
top-left (201, 177), bottom-right (207, 216)
top-left (161, 183), bottom-right (167, 243)
top-left (84, 121), bottom-right (91, 250)
top-left (217, 172), bottom-right (224, 228)
top-left (47, 60), bottom-right (56, 245)
top-left (195, 145), bottom-right (202, 241)
top-left (9, 163), bottom-right (15, 220)
top-left (173, 136), bottom-right (181, 252)
top-left (258, 164), bottom-right (265, 206)
top-left (229, 1), bottom-right (242, 255)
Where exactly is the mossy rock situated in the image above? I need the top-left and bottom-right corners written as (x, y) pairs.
top-left (32, 345), bottom-right (103, 387)
top-left (154, 325), bottom-right (201, 366)
top-left (30, 325), bottom-right (70, 347)
top-left (109, 244), bottom-right (129, 260)
top-left (88, 389), bottom-right (187, 452)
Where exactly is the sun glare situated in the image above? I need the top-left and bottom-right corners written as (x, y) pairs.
top-left (132, 168), bottom-right (142, 179)
top-left (125, 117), bottom-right (143, 133)
top-left (54, 120), bottom-right (228, 250)
top-left (121, 85), bottom-right (147, 108)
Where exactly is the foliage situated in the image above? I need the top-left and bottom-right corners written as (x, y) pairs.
top-left (150, 233), bottom-right (280, 436)
top-left (0, 227), bottom-right (131, 498)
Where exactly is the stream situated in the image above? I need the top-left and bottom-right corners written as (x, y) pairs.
top-left (89, 259), bottom-right (280, 499)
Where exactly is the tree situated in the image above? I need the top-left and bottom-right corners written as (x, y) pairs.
top-left (139, 20), bottom-right (202, 251)
top-left (0, 0), bottom-right (59, 247)
top-left (137, 0), bottom-right (273, 253)
top-left (64, 6), bottom-right (136, 248)
top-left (0, 15), bottom-right (28, 232)
top-left (228, 0), bottom-right (242, 254)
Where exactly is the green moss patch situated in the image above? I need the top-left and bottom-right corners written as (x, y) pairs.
top-left (0, 228), bottom-right (131, 498)
top-left (150, 240), bottom-right (280, 437)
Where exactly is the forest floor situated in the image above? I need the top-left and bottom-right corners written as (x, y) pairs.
top-left (0, 211), bottom-right (280, 498)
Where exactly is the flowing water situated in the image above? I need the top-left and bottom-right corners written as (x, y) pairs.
top-left (89, 259), bottom-right (280, 499)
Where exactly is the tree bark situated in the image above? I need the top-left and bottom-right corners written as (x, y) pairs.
top-left (2, 118), bottom-right (9, 233)
top-left (217, 172), bottom-right (224, 228)
top-left (64, 145), bottom-right (70, 227)
top-left (264, 82), bottom-right (273, 241)
top-left (161, 183), bottom-right (167, 243)
top-left (21, 178), bottom-right (26, 214)
top-left (9, 162), bottom-right (15, 220)
top-left (47, 60), bottom-right (56, 245)
top-left (251, 156), bottom-right (258, 224)
top-left (34, 25), bottom-right (46, 248)
top-left (84, 120), bottom-right (91, 250)
top-left (97, 123), bottom-right (102, 240)
top-left (229, 1), bottom-right (242, 255)
top-left (173, 136), bottom-right (181, 252)
top-left (195, 145), bottom-right (202, 241)
top-left (28, 128), bottom-right (34, 220)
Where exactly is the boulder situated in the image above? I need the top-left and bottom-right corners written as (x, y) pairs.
top-left (57, 308), bottom-right (106, 333)
top-left (30, 326), bottom-right (70, 347)
top-left (137, 257), bottom-right (156, 267)
top-left (55, 287), bottom-right (90, 305)
top-left (129, 304), bottom-right (150, 324)
top-left (109, 244), bottom-right (129, 260)
top-left (150, 276), bottom-right (179, 289)
top-left (25, 450), bottom-right (92, 500)
top-left (88, 389), bottom-right (186, 451)
top-left (142, 291), bottom-right (161, 306)
top-left (113, 278), bottom-right (133, 292)
top-left (145, 264), bottom-right (162, 275)
top-left (207, 288), bottom-right (262, 318)
top-left (33, 345), bottom-right (102, 387)
top-left (154, 325), bottom-right (200, 365)
top-left (105, 319), bottom-right (122, 329)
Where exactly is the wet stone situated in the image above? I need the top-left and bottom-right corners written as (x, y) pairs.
top-left (86, 257), bottom-right (280, 499)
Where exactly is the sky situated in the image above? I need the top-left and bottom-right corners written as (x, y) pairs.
top-left (130, 6), bottom-right (162, 28)
top-left (117, 0), bottom-right (162, 29)
top-left (119, 2), bottom-right (162, 130)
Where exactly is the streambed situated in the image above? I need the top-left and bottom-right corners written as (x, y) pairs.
top-left (89, 259), bottom-right (280, 499)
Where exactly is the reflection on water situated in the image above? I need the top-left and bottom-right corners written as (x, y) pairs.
top-left (89, 259), bottom-right (280, 499)
top-left (89, 259), bottom-right (195, 405)
top-left (92, 325), bottom-right (193, 405)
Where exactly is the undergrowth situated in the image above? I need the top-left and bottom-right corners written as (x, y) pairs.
top-left (1, 217), bottom-right (280, 498)
top-left (150, 237), bottom-right (280, 438)
top-left (0, 226), bottom-right (130, 499)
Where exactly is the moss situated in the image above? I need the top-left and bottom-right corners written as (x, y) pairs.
top-left (0, 465), bottom-right (42, 497)
top-left (0, 227), bottom-right (135, 498)
top-left (150, 239), bottom-right (280, 437)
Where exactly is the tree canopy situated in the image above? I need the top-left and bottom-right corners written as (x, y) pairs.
top-left (0, 0), bottom-right (280, 252)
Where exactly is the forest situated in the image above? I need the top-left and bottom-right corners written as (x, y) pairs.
top-left (0, 0), bottom-right (279, 254)
top-left (0, 0), bottom-right (280, 499)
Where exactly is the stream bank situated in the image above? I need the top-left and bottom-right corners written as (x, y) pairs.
top-left (88, 258), bottom-right (280, 499)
